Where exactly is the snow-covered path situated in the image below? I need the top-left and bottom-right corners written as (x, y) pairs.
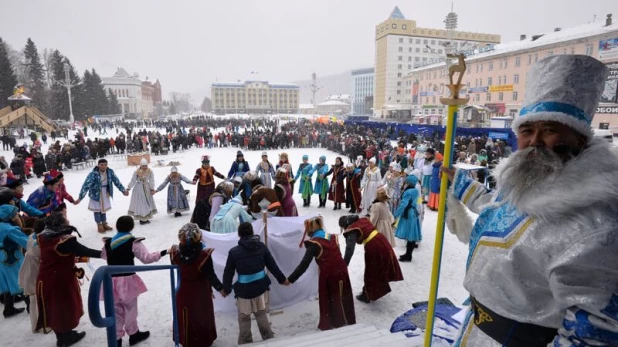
top-left (0, 129), bottom-right (469, 346)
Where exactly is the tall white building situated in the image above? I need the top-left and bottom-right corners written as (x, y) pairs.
top-left (351, 68), bottom-right (374, 116)
top-left (373, 6), bottom-right (501, 118)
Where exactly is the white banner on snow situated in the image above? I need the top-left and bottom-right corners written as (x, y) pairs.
top-left (202, 214), bottom-right (319, 312)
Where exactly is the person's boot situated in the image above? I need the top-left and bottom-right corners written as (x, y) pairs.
top-left (103, 222), bottom-right (113, 231)
top-left (356, 292), bottom-right (370, 303)
top-left (117, 339), bottom-right (123, 347)
top-left (129, 330), bottom-right (150, 346)
top-left (97, 223), bottom-right (106, 234)
top-left (24, 295), bottom-right (30, 314)
top-left (333, 202), bottom-right (338, 211)
top-left (59, 330), bottom-right (86, 347)
top-left (399, 242), bottom-right (414, 262)
top-left (3, 293), bottom-right (25, 318)
top-left (174, 212), bottom-right (181, 217)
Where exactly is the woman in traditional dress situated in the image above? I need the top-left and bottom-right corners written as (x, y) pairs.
top-left (36, 212), bottom-right (101, 346)
top-left (339, 215), bottom-right (403, 303)
top-left (427, 160), bottom-right (443, 211)
top-left (156, 166), bottom-right (194, 217)
top-left (369, 187), bottom-right (396, 247)
top-left (274, 168), bottom-right (298, 217)
top-left (210, 195), bottom-right (253, 234)
top-left (360, 158), bottom-right (382, 215)
top-left (126, 158), bottom-right (157, 225)
top-left (293, 155), bottom-right (314, 207)
top-left (171, 223), bottom-right (224, 347)
top-left (420, 148), bottom-right (435, 204)
top-left (313, 156), bottom-right (330, 208)
top-left (191, 157), bottom-right (225, 230)
top-left (394, 175), bottom-right (422, 262)
top-left (289, 216), bottom-right (355, 330)
top-left (255, 152), bottom-right (275, 189)
top-left (208, 182), bottom-right (234, 228)
top-left (276, 152), bottom-right (294, 193)
top-left (326, 157), bottom-right (346, 210)
top-left (345, 163), bottom-right (362, 213)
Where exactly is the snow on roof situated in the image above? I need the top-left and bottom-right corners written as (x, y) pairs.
top-left (299, 104), bottom-right (315, 109)
top-left (318, 100), bottom-right (349, 106)
top-left (212, 81), bottom-right (299, 89)
top-left (413, 20), bottom-right (618, 72)
top-left (113, 67), bottom-right (131, 78)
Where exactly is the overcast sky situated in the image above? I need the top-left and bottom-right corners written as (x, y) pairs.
top-left (1, 0), bottom-right (615, 103)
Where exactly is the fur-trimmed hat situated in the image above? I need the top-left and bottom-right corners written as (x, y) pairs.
top-left (511, 55), bottom-right (608, 138)
top-left (338, 214), bottom-right (359, 229)
top-left (299, 216), bottom-right (324, 248)
top-left (178, 223), bottom-right (202, 245)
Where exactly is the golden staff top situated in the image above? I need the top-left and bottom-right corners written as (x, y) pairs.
top-left (440, 54), bottom-right (470, 106)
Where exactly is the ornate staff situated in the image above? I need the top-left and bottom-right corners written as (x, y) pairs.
top-left (424, 53), bottom-right (469, 347)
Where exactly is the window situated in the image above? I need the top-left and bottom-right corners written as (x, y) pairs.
top-left (571, 47), bottom-right (575, 54)
top-left (438, 49), bottom-right (443, 54)
top-left (403, 24), bottom-right (407, 30)
top-left (408, 64), bottom-right (412, 69)
top-left (528, 55), bottom-right (532, 65)
top-left (488, 77), bottom-right (493, 86)
top-left (416, 48), bottom-right (420, 53)
top-left (585, 44), bottom-right (593, 56)
top-left (397, 90), bottom-right (401, 95)
top-left (486, 93), bottom-right (491, 101)
top-left (513, 74), bottom-right (520, 84)
top-left (534, 53), bottom-right (538, 62)
top-left (476, 64), bottom-right (479, 73)
top-left (503, 59), bottom-right (508, 68)
top-left (563, 48), bottom-right (567, 55)
top-left (393, 24), bottom-right (398, 29)
top-left (422, 57), bottom-right (427, 62)
top-left (488, 62), bottom-right (493, 71)
top-left (498, 76), bottom-right (502, 85)
top-left (474, 94), bottom-right (480, 102)
top-left (512, 91), bottom-right (518, 101)
top-left (423, 48), bottom-right (428, 53)
top-left (399, 47), bottom-right (403, 52)
top-left (498, 92), bottom-right (504, 101)
top-left (408, 56), bottom-right (412, 61)
top-left (515, 57), bottom-right (521, 67)
top-left (480, 63), bottom-right (483, 72)
top-left (409, 38), bottom-right (413, 43)
top-left (415, 57), bottom-right (420, 62)
top-left (433, 72), bottom-right (437, 79)
top-left (397, 81), bottom-right (401, 86)
top-left (431, 40), bottom-right (436, 45)
top-left (423, 39), bottom-right (428, 44)
top-left (397, 73), bottom-right (402, 77)
top-left (398, 56), bottom-right (403, 61)
top-left (409, 47), bottom-right (412, 52)
top-left (416, 39), bottom-right (421, 44)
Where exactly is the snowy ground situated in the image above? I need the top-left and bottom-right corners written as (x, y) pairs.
top-left (0, 128), bottom-right (470, 346)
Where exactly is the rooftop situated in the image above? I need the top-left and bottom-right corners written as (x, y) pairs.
top-left (412, 17), bottom-right (618, 72)
top-left (389, 6), bottom-right (405, 20)
top-left (212, 81), bottom-right (299, 89)
top-left (351, 67), bottom-right (375, 75)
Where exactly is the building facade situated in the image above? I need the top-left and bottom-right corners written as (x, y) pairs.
top-left (351, 68), bottom-right (374, 115)
top-left (211, 81), bottom-right (300, 115)
top-left (373, 6), bottom-right (501, 118)
top-left (316, 94), bottom-right (351, 115)
top-left (409, 14), bottom-right (618, 130)
top-left (103, 68), bottom-right (161, 118)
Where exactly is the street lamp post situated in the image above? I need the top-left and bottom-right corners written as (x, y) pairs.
top-left (59, 62), bottom-right (79, 123)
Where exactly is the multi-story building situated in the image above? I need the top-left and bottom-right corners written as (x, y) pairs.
top-left (351, 68), bottom-right (374, 116)
top-left (211, 81), bottom-right (299, 115)
top-left (409, 14), bottom-right (618, 129)
top-left (103, 68), bottom-right (161, 118)
top-left (373, 6), bottom-right (501, 119)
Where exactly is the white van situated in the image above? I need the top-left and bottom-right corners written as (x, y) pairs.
top-left (592, 128), bottom-right (614, 143)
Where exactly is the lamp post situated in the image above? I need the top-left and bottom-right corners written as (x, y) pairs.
top-left (59, 62), bottom-right (79, 123)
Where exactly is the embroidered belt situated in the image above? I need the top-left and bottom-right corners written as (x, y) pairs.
top-left (363, 230), bottom-right (379, 245)
top-left (470, 297), bottom-right (557, 346)
top-left (238, 270), bottom-right (266, 284)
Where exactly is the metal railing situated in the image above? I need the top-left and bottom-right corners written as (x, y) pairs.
top-left (88, 265), bottom-right (180, 347)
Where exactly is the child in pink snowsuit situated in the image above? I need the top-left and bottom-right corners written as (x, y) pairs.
top-left (101, 216), bottom-right (168, 347)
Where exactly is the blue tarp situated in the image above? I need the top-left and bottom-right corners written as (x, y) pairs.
top-left (344, 119), bottom-right (518, 150)
top-left (390, 303), bottom-right (463, 343)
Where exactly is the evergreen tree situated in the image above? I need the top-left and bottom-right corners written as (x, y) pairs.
top-left (90, 69), bottom-right (109, 114)
top-left (169, 102), bottom-right (176, 114)
top-left (0, 36), bottom-right (17, 110)
top-left (49, 51), bottom-right (84, 120)
top-left (23, 38), bottom-right (48, 112)
top-left (81, 69), bottom-right (94, 116)
top-left (200, 96), bottom-right (212, 112)
top-left (108, 88), bottom-right (120, 114)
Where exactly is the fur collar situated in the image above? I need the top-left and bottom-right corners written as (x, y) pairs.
top-left (493, 138), bottom-right (618, 220)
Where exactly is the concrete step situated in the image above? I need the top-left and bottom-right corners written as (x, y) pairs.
top-left (248, 323), bottom-right (411, 347)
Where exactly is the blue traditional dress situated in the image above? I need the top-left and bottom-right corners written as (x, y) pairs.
top-left (313, 163), bottom-right (330, 199)
top-left (294, 163), bottom-right (314, 199)
top-left (157, 173), bottom-right (192, 214)
top-left (0, 205), bottom-right (28, 295)
top-left (394, 176), bottom-right (422, 243)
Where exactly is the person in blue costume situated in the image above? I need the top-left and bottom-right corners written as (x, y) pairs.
top-left (292, 155), bottom-right (315, 207)
top-left (4, 178), bottom-right (44, 218)
top-left (227, 151), bottom-right (250, 179)
top-left (313, 156), bottom-right (330, 208)
top-left (0, 187), bottom-right (29, 318)
top-left (393, 175), bottom-right (422, 262)
top-left (26, 173), bottom-right (60, 215)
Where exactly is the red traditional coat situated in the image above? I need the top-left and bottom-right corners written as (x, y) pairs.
top-left (248, 185), bottom-right (283, 217)
top-left (171, 247), bottom-right (217, 347)
top-left (36, 235), bottom-right (83, 333)
top-left (328, 165), bottom-right (346, 203)
top-left (344, 218), bottom-right (403, 301)
top-left (305, 234), bottom-right (356, 330)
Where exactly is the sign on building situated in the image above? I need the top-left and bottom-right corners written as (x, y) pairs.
top-left (601, 62), bottom-right (618, 104)
top-left (489, 85), bottom-right (514, 92)
top-left (597, 107), bottom-right (618, 114)
top-left (468, 86), bottom-right (489, 93)
top-left (599, 38), bottom-right (618, 60)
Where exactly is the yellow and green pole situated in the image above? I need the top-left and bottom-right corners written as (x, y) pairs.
top-left (423, 54), bottom-right (469, 347)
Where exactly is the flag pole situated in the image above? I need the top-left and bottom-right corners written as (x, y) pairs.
top-left (423, 54), bottom-right (469, 347)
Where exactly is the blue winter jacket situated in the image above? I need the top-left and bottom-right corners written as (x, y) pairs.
top-left (27, 186), bottom-right (58, 215)
top-left (13, 197), bottom-right (44, 217)
top-left (228, 160), bottom-right (250, 179)
top-left (78, 167), bottom-right (126, 201)
top-left (0, 205), bottom-right (28, 294)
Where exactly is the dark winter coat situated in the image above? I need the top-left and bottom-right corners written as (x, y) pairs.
top-left (222, 235), bottom-right (286, 299)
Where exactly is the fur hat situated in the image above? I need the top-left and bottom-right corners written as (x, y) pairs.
top-left (171, 166), bottom-right (178, 173)
top-left (338, 215), bottom-right (359, 229)
top-left (279, 152), bottom-right (288, 159)
top-left (319, 155), bottom-right (326, 162)
top-left (276, 168), bottom-right (288, 178)
top-left (43, 172), bottom-right (59, 186)
top-left (299, 216), bottom-right (324, 248)
top-left (243, 171), bottom-right (258, 182)
top-left (407, 174), bottom-right (419, 186)
top-left (237, 151), bottom-right (244, 157)
top-left (368, 157), bottom-right (377, 164)
top-left (0, 187), bottom-right (14, 205)
top-left (302, 154), bottom-right (308, 160)
top-left (511, 55), bottom-right (609, 139)
top-left (178, 223), bottom-right (202, 245)
top-left (140, 158), bottom-right (148, 166)
top-left (98, 159), bottom-right (108, 164)
top-left (261, 151), bottom-right (268, 157)
top-left (376, 186), bottom-right (390, 201)
top-left (202, 156), bottom-right (210, 164)
top-left (116, 215), bottom-right (135, 232)
top-left (233, 176), bottom-right (243, 184)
